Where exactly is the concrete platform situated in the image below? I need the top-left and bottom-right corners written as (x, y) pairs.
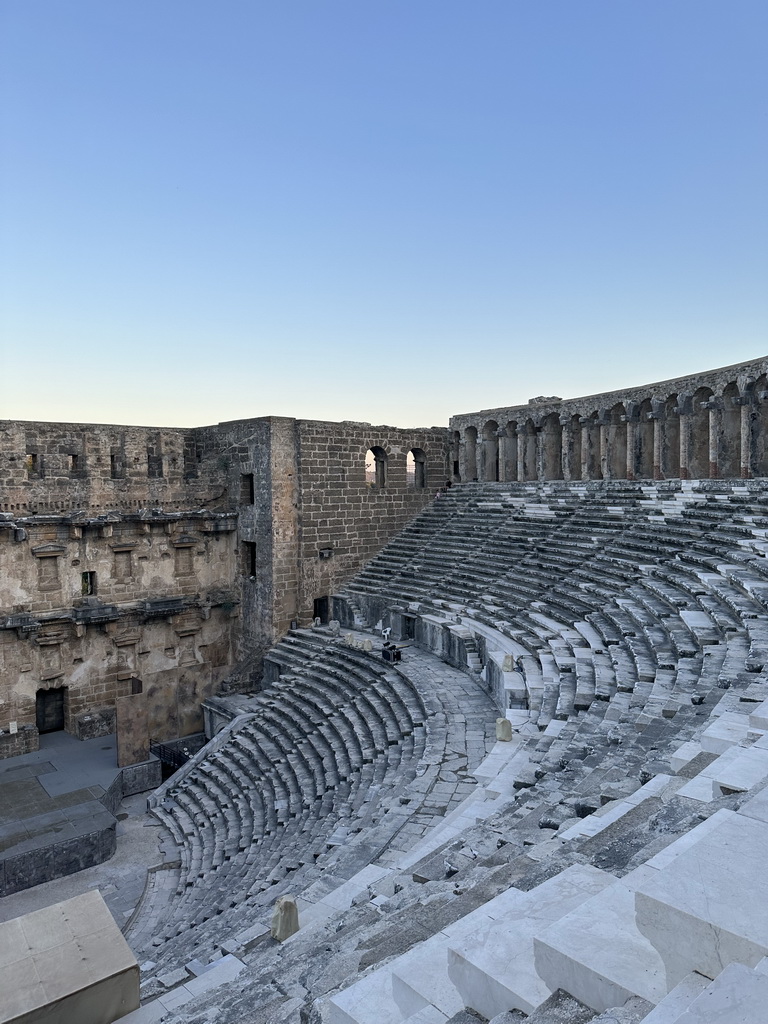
top-left (0, 889), bottom-right (139, 1024)
top-left (0, 732), bottom-right (128, 897)
top-left (0, 729), bottom-right (160, 897)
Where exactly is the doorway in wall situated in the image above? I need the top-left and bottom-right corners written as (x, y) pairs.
top-left (402, 615), bottom-right (416, 640)
top-left (313, 596), bottom-right (329, 624)
top-left (36, 687), bottom-right (66, 734)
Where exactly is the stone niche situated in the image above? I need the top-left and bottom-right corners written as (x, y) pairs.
top-left (0, 889), bottom-right (140, 1024)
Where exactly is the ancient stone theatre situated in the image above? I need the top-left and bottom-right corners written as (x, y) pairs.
top-left (2, 355), bottom-right (768, 1024)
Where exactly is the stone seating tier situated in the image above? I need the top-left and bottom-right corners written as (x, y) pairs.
top-left (120, 480), bottom-right (768, 1022)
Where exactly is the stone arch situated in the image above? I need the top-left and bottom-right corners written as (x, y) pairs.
top-left (481, 421), bottom-right (500, 482)
top-left (464, 427), bottom-right (478, 481)
top-left (688, 388), bottom-right (713, 479)
top-left (720, 382), bottom-right (741, 478)
top-left (365, 446), bottom-right (388, 488)
top-left (504, 421), bottom-right (518, 482)
top-left (407, 448), bottom-right (427, 489)
top-left (607, 404), bottom-right (627, 479)
top-left (662, 395), bottom-right (681, 478)
top-left (636, 399), bottom-right (654, 479)
top-left (540, 413), bottom-right (563, 480)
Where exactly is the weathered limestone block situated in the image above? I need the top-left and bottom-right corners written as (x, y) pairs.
top-left (270, 896), bottom-right (299, 942)
top-left (496, 717), bottom-right (513, 741)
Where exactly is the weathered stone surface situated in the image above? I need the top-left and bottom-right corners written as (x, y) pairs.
top-left (270, 896), bottom-right (300, 942)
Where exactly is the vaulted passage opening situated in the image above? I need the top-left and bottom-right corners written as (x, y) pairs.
top-left (313, 596), bottom-right (329, 623)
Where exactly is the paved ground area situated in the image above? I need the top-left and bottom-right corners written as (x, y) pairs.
top-left (0, 731), bottom-right (166, 929)
top-left (0, 789), bottom-right (165, 928)
top-left (0, 730), bottom-right (120, 816)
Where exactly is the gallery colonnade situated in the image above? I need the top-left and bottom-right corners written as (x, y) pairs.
top-left (450, 363), bottom-right (768, 483)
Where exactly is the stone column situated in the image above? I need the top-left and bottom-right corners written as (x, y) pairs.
top-left (599, 419), bottom-right (610, 480)
top-left (497, 429), bottom-right (508, 482)
top-left (580, 418), bottom-right (590, 480)
top-left (741, 400), bottom-right (755, 478)
top-left (534, 427), bottom-right (545, 481)
top-left (679, 413), bottom-right (691, 480)
top-left (458, 440), bottom-right (468, 483)
top-left (517, 429), bottom-right (525, 482)
top-left (560, 417), bottom-right (572, 480)
top-left (652, 415), bottom-right (662, 480)
top-left (708, 406), bottom-right (720, 479)
top-left (625, 417), bottom-right (637, 480)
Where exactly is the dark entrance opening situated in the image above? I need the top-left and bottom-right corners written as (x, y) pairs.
top-left (402, 615), bottom-right (416, 640)
top-left (313, 596), bottom-right (329, 624)
top-left (36, 687), bottom-right (66, 734)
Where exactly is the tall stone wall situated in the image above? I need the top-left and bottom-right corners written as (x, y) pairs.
top-left (0, 419), bottom-right (242, 755)
top-left (294, 420), bottom-right (449, 626)
top-left (212, 417), bottom-right (450, 667)
top-left (450, 356), bottom-right (768, 483)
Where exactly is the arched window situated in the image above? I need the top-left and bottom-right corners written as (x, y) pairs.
top-left (407, 448), bottom-right (427, 489)
top-left (566, 414), bottom-right (581, 480)
top-left (365, 447), bottom-right (388, 488)
top-left (636, 400), bottom-right (654, 479)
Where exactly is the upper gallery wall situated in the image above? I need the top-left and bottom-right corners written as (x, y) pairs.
top-left (450, 356), bottom-right (768, 483)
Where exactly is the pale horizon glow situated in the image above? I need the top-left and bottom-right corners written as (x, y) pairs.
top-left (1, 2), bottom-right (766, 429)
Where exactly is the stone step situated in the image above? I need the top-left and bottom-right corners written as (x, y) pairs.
top-left (327, 864), bottom-right (612, 1024)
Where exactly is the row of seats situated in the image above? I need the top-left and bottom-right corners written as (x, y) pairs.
top-left (126, 629), bottom-right (496, 979)
top-left (323, 481), bottom-right (768, 1022)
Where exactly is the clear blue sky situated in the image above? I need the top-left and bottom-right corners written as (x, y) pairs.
top-left (1, 2), bottom-right (765, 427)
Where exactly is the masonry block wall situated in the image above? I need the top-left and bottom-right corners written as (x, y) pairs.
top-left (216, 417), bottom-right (450, 669)
top-left (294, 420), bottom-right (449, 626)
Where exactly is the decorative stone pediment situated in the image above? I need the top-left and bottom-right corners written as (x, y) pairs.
top-left (31, 544), bottom-right (65, 558)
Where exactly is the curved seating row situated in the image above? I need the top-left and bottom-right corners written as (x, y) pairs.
top-left (127, 629), bottom-right (496, 978)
